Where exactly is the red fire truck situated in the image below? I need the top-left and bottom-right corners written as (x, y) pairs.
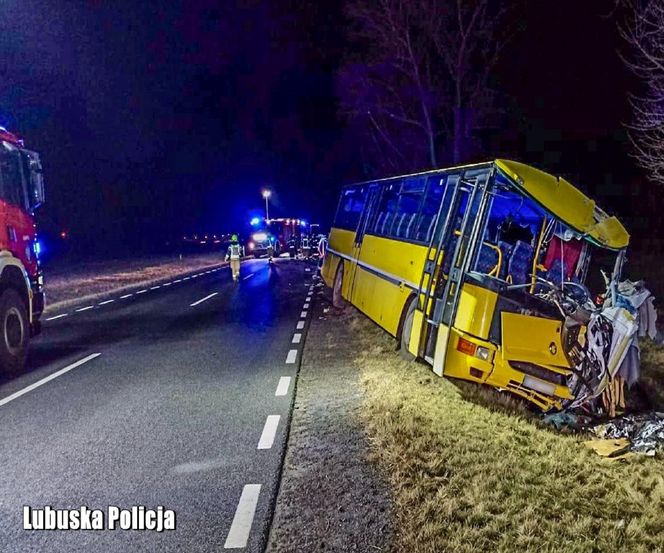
top-left (0, 127), bottom-right (45, 373)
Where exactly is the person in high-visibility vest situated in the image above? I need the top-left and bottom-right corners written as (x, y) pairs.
top-left (225, 234), bottom-right (242, 282)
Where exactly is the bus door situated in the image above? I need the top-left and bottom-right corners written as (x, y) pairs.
top-left (422, 169), bottom-right (492, 375)
top-left (349, 184), bottom-right (381, 309)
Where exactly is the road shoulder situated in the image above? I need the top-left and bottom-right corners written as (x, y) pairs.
top-left (266, 285), bottom-right (393, 552)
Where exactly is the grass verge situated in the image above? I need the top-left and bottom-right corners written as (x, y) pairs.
top-left (353, 313), bottom-right (664, 553)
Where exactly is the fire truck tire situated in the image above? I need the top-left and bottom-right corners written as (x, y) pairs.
top-left (399, 298), bottom-right (417, 361)
top-left (332, 263), bottom-right (346, 309)
top-left (0, 288), bottom-right (29, 375)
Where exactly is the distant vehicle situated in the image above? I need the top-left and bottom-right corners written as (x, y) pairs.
top-left (247, 218), bottom-right (310, 258)
top-left (322, 160), bottom-right (630, 412)
top-left (0, 127), bottom-right (46, 373)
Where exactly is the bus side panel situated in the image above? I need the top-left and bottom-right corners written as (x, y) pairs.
top-left (322, 228), bottom-right (356, 287)
top-left (454, 283), bottom-right (498, 340)
top-left (355, 235), bottom-right (428, 336)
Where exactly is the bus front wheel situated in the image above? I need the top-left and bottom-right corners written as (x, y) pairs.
top-left (399, 299), bottom-right (416, 361)
top-left (332, 264), bottom-right (346, 309)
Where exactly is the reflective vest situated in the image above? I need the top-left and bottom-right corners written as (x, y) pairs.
top-left (228, 244), bottom-right (241, 259)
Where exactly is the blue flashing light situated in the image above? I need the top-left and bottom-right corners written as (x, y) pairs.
top-left (250, 217), bottom-right (262, 226)
top-left (300, 220), bottom-right (307, 227)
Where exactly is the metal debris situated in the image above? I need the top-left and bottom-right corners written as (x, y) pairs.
top-left (592, 412), bottom-right (664, 456)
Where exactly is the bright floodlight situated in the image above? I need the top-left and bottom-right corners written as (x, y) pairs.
top-left (250, 217), bottom-right (261, 226)
top-left (262, 189), bottom-right (271, 199)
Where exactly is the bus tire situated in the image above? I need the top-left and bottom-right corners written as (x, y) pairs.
top-left (0, 288), bottom-right (29, 375)
top-left (399, 298), bottom-right (417, 361)
top-left (332, 263), bottom-right (346, 309)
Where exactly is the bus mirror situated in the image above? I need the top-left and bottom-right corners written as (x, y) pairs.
top-left (23, 151), bottom-right (45, 209)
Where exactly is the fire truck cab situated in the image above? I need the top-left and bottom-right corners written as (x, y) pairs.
top-left (0, 127), bottom-right (45, 374)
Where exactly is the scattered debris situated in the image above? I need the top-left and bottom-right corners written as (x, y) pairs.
top-left (591, 412), bottom-right (664, 456)
top-left (584, 438), bottom-right (631, 459)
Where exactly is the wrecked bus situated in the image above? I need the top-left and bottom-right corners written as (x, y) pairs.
top-left (322, 160), bottom-right (632, 411)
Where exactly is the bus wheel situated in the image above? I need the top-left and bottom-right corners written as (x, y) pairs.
top-left (0, 289), bottom-right (29, 374)
top-left (332, 264), bottom-right (346, 309)
top-left (399, 299), bottom-right (416, 361)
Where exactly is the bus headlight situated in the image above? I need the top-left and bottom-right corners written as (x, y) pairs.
top-left (248, 242), bottom-right (254, 250)
top-left (476, 346), bottom-right (490, 361)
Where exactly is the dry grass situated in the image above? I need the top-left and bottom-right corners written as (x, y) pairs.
top-left (639, 340), bottom-right (664, 411)
top-left (352, 315), bottom-right (664, 553)
top-left (44, 253), bottom-right (227, 308)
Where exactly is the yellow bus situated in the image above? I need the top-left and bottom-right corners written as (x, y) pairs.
top-left (321, 160), bottom-right (630, 411)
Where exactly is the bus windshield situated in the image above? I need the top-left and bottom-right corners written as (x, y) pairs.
top-left (0, 140), bottom-right (28, 210)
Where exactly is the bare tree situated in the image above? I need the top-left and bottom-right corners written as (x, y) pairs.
top-left (621, 0), bottom-right (664, 185)
top-left (338, 0), bottom-right (512, 175)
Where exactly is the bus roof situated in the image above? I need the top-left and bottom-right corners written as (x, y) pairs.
top-left (495, 159), bottom-right (629, 250)
top-left (347, 159), bottom-right (629, 250)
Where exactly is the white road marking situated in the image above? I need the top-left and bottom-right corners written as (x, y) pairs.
top-left (150, 285), bottom-right (161, 290)
top-left (296, 321), bottom-right (305, 330)
top-left (257, 415), bottom-right (281, 449)
top-left (300, 311), bottom-right (308, 318)
top-left (98, 299), bottom-right (114, 305)
top-left (183, 277), bottom-right (191, 281)
top-left (136, 289), bottom-right (148, 294)
top-left (286, 349), bottom-right (298, 364)
top-left (174, 279), bottom-right (182, 283)
top-left (163, 282), bottom-right (172, 287)
top-left (120, 293), bottom-right (133, 299)
top-left (292, 333), bottom-right (302, 344)
top-left (45, 313), bottom-right (68, 321)
top-left (303, 303), bottom-right (310, 309)
top-left (275, 376), bottom-right (291, 396)
top-left (224, 484), bottom-right (262, 549)
top-left (243, 273), bottom-right (254, 281)
top-left (0, 353), bottom-right (101, 408)
top-left (76, 305), bottom-right (94, 312)
top-left (190, 292), bottom-right (218, 307)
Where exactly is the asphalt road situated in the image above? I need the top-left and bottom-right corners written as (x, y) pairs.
top-left (0, 258), bottom-right (315, 552)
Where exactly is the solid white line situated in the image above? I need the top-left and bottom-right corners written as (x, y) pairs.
top-left (0, 353), bottom-right (101, 408)
top-left (120, 293), bottom-right (133, 299)
top-left (98, 299), bottom-right (114, 306)
top-left (296, 321), bottom-right (305, 330)
top-left (76, 305), bottom-right (94, 312)
top-left (224, 484), bottom-right (262, 549)
top-left (243, 273), bottom-right (254, 281)
top-left (286, 349), bottom-right (298, 364)
top-left (300, 311), bottom-right (308, 318)
top-left (190, 292), bottom-right (218, 307)
top-left (292, 333), bottom-right (302, 344)
top-left (257, 415), bottom-right (281, 449)
top-left (275, 376), bottom-right (291, 396)
top-left (136, 289), bottom-right (148, 294)
top-left (303, 303), bottom-right (310, 309)
top-left (45, 313), bottom-right (68, 321)
top-left (150, 285), bottom-right (161, 290)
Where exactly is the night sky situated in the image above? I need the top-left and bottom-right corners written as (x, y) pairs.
top-left (0, 0), bottom-right (653, 256)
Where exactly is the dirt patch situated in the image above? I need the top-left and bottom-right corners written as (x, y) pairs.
top-left (267, 291), bottom-right (393, 553)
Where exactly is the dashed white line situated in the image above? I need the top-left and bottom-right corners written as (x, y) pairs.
top-left (275, 376), bottom-right (291, 396)
top-left (296, 321), bottom-right (305, 330)
top-left (0, 353), bottom-right (101, 408)
top-left (136, 289), bottom-right (148, 294)
top-left (243, 273), bottom-right (254, 281)
top-left (292, 333), bottom-right (302, 344)
top-left (120, 293), bottom-right (133, 299)
top-left (98, 299), bottom-right (114, 306)
top-left (183, 277), bottom-right (191, 281)
top-left (224, 484), bottom-right (262, 549)
top-left (76, 305), bottom-right (94, 312)
top-left (150, 285), bottom-right (161, 290)
top-left (45, 313), bottom-right (68, 321)
top-left (163, 282), bottom-right (172, 287)
top-left (300, 311), bottom-right (308, 318)
top-left (174, 279), bottom-right (182, 283)
top-left (303, 303), bottom-right (310, 309)
top-left (286, 349), bottom-right (298, 364)
top-left (190, 292), bottom-right (218, 307)
top-left (257, 415), bottom-right (281, 449)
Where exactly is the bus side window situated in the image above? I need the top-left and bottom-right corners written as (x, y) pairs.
top-left (334, 186), bottom-right (367, 232)
top-left (415, 177), bottom-right (446, 243)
